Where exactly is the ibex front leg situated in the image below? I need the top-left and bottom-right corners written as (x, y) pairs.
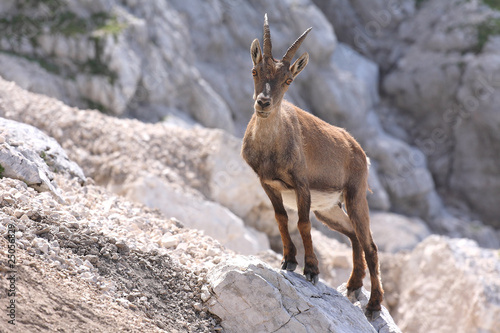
top-left (294, 178), bottom-right (319, 284)
top-left (261, 182), bottom-right (298, 271)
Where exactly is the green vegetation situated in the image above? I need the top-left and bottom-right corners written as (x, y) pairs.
top-left (0, 1), bottom-right (124, 112)
top-left (82, 98), bottom-right (111, 114)
top-left (39, 151), bottom-right (49, 164)
top-left (0, 164), bottom-right (4, 179)
top-left (415, 0), bottom-right (430, 9)
top-left (51, 11), bottom-right (90, 36)
top-left (0, 0), bottom-right (128, 114)
top-left (92, 15), bottom-right (128, 37)
top-left (0, 14), bottom-right (39, 41)
top-left (18, 0), bottom-right (62, 12)
top-left (475, 17), bottom-right (500, 53)
top-left (52, 11), bottom-right (126, 38)
top-left (82, 58), bottom-right (116, 81)
top-left (484, 0), bottom-right (500, 10)
top-left (80, 38), bottom-right (118, 84)
top-left (457, 60), bottom-right (466, 72)
top-left (0, 9), bottom-right (125, 39)
top-left (479, 0), bottom-right (500, 53)
top-left (0, 50), bottom-right (61, 75)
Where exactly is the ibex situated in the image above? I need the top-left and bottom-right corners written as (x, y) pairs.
top-left (241, 15), bottom-right (383, 313)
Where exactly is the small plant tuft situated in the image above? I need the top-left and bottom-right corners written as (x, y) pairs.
top-left (0, 1), bottom-right (123, 84)
top-left (82, 98), bottom-right (111, 114)
top-left (475, 17), bottom-right (500, 53)
top-left (92, 15), bottom-right (128, 37)
top-left (484, 0), bottom-right (500, 10)
top-left (40, 150), bottom-right (48, 161)
top-left (415, 0), bottom-right (430, 9)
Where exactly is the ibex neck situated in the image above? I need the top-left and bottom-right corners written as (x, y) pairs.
top-left (252, 102), bottom-right (284, 140)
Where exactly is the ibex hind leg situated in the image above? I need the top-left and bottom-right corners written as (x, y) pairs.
top-left (313, 205), bottom-right (366, 293)
top-left (345, 185), bottom-right (384, 313)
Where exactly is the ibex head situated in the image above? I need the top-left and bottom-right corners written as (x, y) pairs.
top-left (250, 14), bottom-right (311, 118)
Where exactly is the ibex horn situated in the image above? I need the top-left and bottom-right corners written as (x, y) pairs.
top-left (282, 27), bottom-right (312, 64)
top-left (263, 14), bottom-right (273, 58)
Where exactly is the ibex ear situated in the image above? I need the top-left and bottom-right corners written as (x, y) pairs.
top-left (290, 52), bottom-right (309, 78)
top-left (250, 39), bottom-right (263, 65)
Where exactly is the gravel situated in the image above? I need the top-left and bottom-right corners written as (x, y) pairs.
top-left (0, 175), bottom-right (233, 332)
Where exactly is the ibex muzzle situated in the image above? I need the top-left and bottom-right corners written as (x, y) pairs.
top-left (242, 14), bottom-right (384, 316)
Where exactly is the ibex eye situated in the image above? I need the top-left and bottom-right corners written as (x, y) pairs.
top-left (285, 78), bottom-right (293, 85)
top-left (252, 69), bottom-right (257, 76)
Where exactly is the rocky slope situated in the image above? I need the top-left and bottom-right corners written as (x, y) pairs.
top-left (0, 0), bottom-right (499, 332)
top-left (0, 174), bottom-right (223, 332)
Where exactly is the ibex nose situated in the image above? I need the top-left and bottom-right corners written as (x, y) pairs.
top-left (257, 97), bottom-right (271, 108)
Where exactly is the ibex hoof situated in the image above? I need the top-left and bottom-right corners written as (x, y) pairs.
top-left (347, 287), bottom-right (362, 302)
top-left (305, 273), bottom-right (319, 285)
top-left (281, 261), bottom-right (298, 271)
top-left (364, 309), bottom-right (381, 321)
top-left (366, 299), bottom-right (382, 313)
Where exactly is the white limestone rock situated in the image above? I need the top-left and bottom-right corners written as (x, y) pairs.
top-left (381, 0), bottom-right (500, 228)
top-left (119, 174), bottom-right (269, 255)
top-left (394, 236), bottom-right (500, 333)
top-left (202, 129), bottom-right (278, 236)
top-left (207, 256), bottom-right (400, 333)
top-left (332, 43), bottom-right (380, 109)
top-left (0, 143), bottom-right (55, 193)
top-left (369, 211), bottom-right (431, 253)
top-left (0, 118), bottom-right (85, 201)
top-left (0, 118), bottom-right (85, 182)
top-left (337, 283), bottom-right (401, 333)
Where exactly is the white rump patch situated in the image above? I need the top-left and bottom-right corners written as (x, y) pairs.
top-left (281, 190), bottom-right (343, 211)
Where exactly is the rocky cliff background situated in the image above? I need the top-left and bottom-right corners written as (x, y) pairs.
top-left (0, 0), bottom-right (499, 332)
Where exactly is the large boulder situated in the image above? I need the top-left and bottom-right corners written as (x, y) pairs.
top-left (0, 118), bottom-right (85, 182)
top-left (393, 236), bottom-right (500, 333)
top-left (0, 118), bottom-right (85, 200)
top-left (200, 130), bottom-right (278, 236)
top-left (369, 211), bottom-right (431, 253)
top-left (332, 43), bottom-right (380, 109)
top-left (363, 129), bottom-right (439, 220)
top-left (206, 256), bottom-right (400, 333)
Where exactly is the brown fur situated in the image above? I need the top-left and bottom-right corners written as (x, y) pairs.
top-left (241, 16), bottom-right (383, 312)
